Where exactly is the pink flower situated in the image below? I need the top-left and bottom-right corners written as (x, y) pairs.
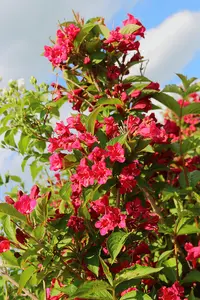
top-left (5, 196), bottom-right (15, 205)
top-left (67, 216), bottom-right (85, 233)
top-left (104, 116), bottom-right (119, 138)
top-left (123, 14), bottom-right (146, 37)
top-left (106, 143), bottom-right (125, 163)
top-left (63, 24), bottom-right (80, 41)
top-left (48, 137), bottom-right (60, 153)
top-left (14, 195), bottom-right (37, 215)
top-left (49, 153), bottom-right (65, 171)
top-left (119, 162), bottom-right (141, 194)
top-left (184, 241), bottom-right (200, 268)
top-left (66, 115), bottom-right (86, 132)
top-left (90, 195), bottom-right (109, 218)
top-left (88, 147), bottom-right (107, 162)
top-left (59, 135), bottom-right (81, 152)
top-left (55, 121), bottom-right (70, 136)
top-left (95, 206), bottom-right (126, 235)
top-left (44, 44), bottom-right (67, 67)
top-left (0, 236), bottom-right (10, 253)
top-left (84, 56), bottom-right (91, 64)
top-left (126, 198), bottom-right (146, 218)
top-left (158, 282), bottom-right (184, 300)
top-left (30, 185), bottom-right (40, 200)
top-left (125, 115), bottom-right (141, 134)
top-left (92, 161), bottom-right (112, 184)
top-left (131, 90), bottom-right (141, 98)
top-left (71, 158), bottom-right (94, 188)
top-left (107, 66), bottom-right (121, 80)
top-left (79, 132), bottom-right (98, 147)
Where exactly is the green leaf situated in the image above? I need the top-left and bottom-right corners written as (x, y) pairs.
top-left (0, 103), bottom-right (15, 114)
top-left (96, 97), bottom-right (123, 106)
top-left (107, 231), bottom-right (130, 264)
top-left (153, 92), bottom-right (180, 116)
top-left (123, 75), bottom-right (150, 84)
top-left (99, 257), bottom-right (113, 286)
top-left (156, 250), bottom-right (173, 267)
top-left (18, 133), bottom-right (30, 155)
top-left (162, 84), bottom-right (183, 95)
top-left (87, 106), bottom-right (103, 134)
top-left (120, 290), bottom-right (152, 300)
top-left (59, 182), bottom-right (72, 202)
top-left (176, 73), bottom-right (197, 90)
top-left (162, 258), bottom-right (182, 282)
top-left (4, 130), bottom-right (16, 147)
top-left (0, 175), bottom-right (4, 185)
top-left (182, 103), bottom-right (200, 116)
top-left (10, 175), bottom-right (22, 183)
top-left (35, 196), bottom-right (48, 223)
top-left (2, 215), bottom-right (17, 242)
top-left (97, 24), bottom-right (110, 38)
top-left (177, 224), bottom-right (200, 235)
top-left (181, 270), bottom-right (200, 284)
top-left (114, 264), bottom-right (163, 286)
top-left (0, 203), bottom-right (26, 223)
top-left (74, 23), bottom-right (96, 48)
top-left (18, 265), bottom-right (36, 294)
top-left (69, 281), bottom-right (112, 300)
top-left (107, 134), bottom-right (127, 146)
top-left (30, 160), bottom-right (42, 181)
top-left (91, 52), bottom-right (106, 64)
top-left (85, 247), bottom-right (100, 277)
top-left (120, 24), bottom-right (141, 35)
top-left (1, 251), bottom-right (19, 267)
top-left (21, 155), bottom-right (30, 172)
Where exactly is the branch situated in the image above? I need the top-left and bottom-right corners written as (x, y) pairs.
top-left (1, 273), bottom-right (38, 300)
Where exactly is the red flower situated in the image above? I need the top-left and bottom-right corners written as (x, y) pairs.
top-left (158, 282), bottom-right (184, 300)
top-left (104, 117), bottom-right (119, 138)
top-left (14, 194), bottom-right (37, 215)
top-left (49, 153), bottom-right (65, 171)
top-left (66, 115), bottom-right (86, 133)
top-left (30, 185), bottom-right (40, 200)
top-left (106, 143), bottom-right (125, 163)
top-left (92, 161), bottom-right (112, 184)
top-left (79, 132), bottom-right (98, 147)
top-left (95, 206), bottom-right (126, 235)
top-left (184, 241), bottom-right (200, 268)
top-left (0, 236), bottom-right (10, 253)
top-left (123, 14), bottom-right (146, 37)
top-left (44, 44), bottom-right (68, 67)
top-left (84, 56), bottom-right (91, 64)
top-left (88, 147), bottom-right (107, 162)
top-left (89, 195), bottom-right (109, 218)
top-left (67, 216), bottom-right (85, 233)
top-left (54, 121), bottom-right (70, 136)
top-left (121, 287), bottom-right (137, 297)
top-left (107, 66), bottom-right (120, 80)
top-left (71, 158), bottom-right (94, 188)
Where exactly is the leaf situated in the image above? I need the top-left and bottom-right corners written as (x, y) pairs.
top-left (74, 23), bottom-right (96, 48)
top-left (18, 265), bottom-right (36, 294)
top-left (4, 130), bottom-right (16, 147)
top-left (0, 175), bottom-right (4, 185)
top-left (153, 92), bottom-right (180, 116)
top-left (18, 133), bottom-right (30, 155)
top-left (97, 24), bottom-right (110, 38)
top-left (99, 257), bottom-right (113, 286)
top-left (10, 175), bottom-right (22, 183)
top-left (107, 231), bottom-right (130, 264)
top-left (1, 250), bottom-right (19, 267)
top-left (30, 160), bottom-right (43, 181)
top-left (2, 215), bottom-right (17, 242)
top-left (35, 196), bottom-right (48, 223)
top-left (177, 224), bottom-right (200, 235)
top-left (176, 73), bottom-right (197, 90)
top-left (0, 203), bottom-right (26, 223)
top-left (107, 134), bottom-right (127, 146)
top-left (96, 97), bottom-right (123, 106)
top-left (156, 250), bottom-right (173, 267)
top-left (21, 155), bottom-right (30, 172)
top-left (59, 182), bottom-right (72, 202)
top-left (181, 270), bottom-right (200, 284)
top-left (120, 290), bottom-right (152, 300)
top-left (69, 281), bottom-right (112, 300)
top-left (91, 52), bottom-right (106, 64)
top-left (87, 106), bottom-right (103, 134)
top-left (85, 247), bottom-right (100, 277)
top-left (123, 75), bottom-right (150, 84)
top-left (120, 24), bottom-right (141, 35)
top-left (162, 84), bottom-right (183, 95)
top-left (182, 103), bottom-right (200, 116)
top-left (0, 103), bottom-right (15, 114)
top-left (114, 264), bottom-right (163, 286)
top-left (179, 170), bottom-right (200, 188)
top-left (162, 258), bottom-right (182, 282)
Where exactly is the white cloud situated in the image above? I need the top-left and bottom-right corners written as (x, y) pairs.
top-left (137, 11), bottom-right (200, 83)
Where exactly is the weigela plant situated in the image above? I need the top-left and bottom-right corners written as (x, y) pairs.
top-left (0, 12), bottom-right (200, 300)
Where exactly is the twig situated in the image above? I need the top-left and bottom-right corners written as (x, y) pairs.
top-left (1, 273), bottom-right (38, 300)
top-left (141, 187), bottom-right (164, 223)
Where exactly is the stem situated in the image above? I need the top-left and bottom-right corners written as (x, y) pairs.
top-left (1, 273), bottom-right (38, 300)
top-left (141, 187), bottom-right (164, 223)
top-left (174, 240), bottom-right (180, 281)
top-left (116, 188), bottom-right (120, 208)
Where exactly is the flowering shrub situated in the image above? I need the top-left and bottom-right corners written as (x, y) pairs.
top-left (0, 12), bottom-right (200, 300)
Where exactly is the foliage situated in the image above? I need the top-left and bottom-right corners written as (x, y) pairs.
top-left (0, 11), bottom-right (200, 300)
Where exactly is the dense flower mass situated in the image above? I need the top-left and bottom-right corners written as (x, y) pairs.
top-left (1, 11), bottom-right (200, 300)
